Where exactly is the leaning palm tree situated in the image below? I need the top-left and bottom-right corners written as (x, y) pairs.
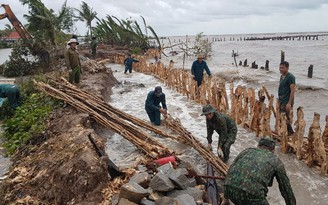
top-left (75, 1), bottom-right (97, 37)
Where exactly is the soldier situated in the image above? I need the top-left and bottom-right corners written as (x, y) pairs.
top-left (124, 54), bottom-right (139, 74)
top-left (191, 54), bottom-right (211, 86)
top-left (224, 137), bottom-right (296, 205)
top-left (201, 104), bottom-right (237, 162)
top-left (145, 86), bottom-right (167, 126)
top-left (0, 84), bottom-right (20, 108)
top-left (90, 36), bottom-right (98, 59)
top-left (65, 38), bottom-right (81, 84)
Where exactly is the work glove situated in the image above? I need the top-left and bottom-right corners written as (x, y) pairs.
top-left (159, 108), bottom-right (167, 115)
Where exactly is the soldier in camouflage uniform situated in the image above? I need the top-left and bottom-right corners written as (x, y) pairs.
top-left (201, 104), bottom-right (237, 162)
top-left (224, 137), bottom-right (296, 205)
top-left (65, 38), bottom-right (81, 84)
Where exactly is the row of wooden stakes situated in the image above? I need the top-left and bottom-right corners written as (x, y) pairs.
top-left (113, 51), bottom-right (328, 175)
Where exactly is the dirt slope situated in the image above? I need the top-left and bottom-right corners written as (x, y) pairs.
top-left (0, 60), bottom-right (119, 204)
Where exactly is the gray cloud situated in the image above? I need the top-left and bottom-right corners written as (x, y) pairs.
top-left (1, 0), bottom-right (327, 36)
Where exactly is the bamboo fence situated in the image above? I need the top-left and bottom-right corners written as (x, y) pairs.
top-left (113, 51), bottom-right (328, 175)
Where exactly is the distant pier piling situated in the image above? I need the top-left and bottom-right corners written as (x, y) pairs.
top-left (281, 51), bottom-right (285, 63)
top-left (307, 65), bottom-right (313, 78)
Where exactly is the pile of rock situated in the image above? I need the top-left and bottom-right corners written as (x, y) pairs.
top-left (117, 162), bottom-right (209, 205)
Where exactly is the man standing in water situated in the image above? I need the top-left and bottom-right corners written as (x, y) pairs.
top-left (65, 38), bottom-right (81, 84)
top-left (145, 86), bottom-right (167, 125)
top-left (278, 61), bottom-right (296, 135)
top-left (224, 137), bottom-right (296, 205)
top-left (202, 104), bottom-right (237, 162)
top-left (191, 54), bottom-right (211, 86)
top-left (124, 54), bottom-right (139, 74)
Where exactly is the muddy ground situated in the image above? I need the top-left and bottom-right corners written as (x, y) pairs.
top-left (0, 55), bottom-right (124, 204)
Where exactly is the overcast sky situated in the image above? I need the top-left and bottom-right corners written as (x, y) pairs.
top-left (1, 0), bottom-right (328, 36)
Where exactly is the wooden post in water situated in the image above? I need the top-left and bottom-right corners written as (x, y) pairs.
top-left (307, 65), bottom-right (313, 78)
top-left (280, 50), bottom-right (285, 63)
top-left (294, 107), bottom-right (306, 160)
top-left (243, 59), bottom-right (248, 67)
top-left (232, 50), bottom-right (238, 68)
top-left (265, 60), bottom-right (269, 71)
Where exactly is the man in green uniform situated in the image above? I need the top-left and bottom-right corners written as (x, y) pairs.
top-left (0, 84), bottom-right (20, 108)
top-left (124, 54), bottom-right (139, 74)
top-left (202, 104), bottom-right (237, 162)
top-left (224, 137), bottom-right (296, 205)
top-left (278, 61), bottom-right (296, 135)
top-left (191, 54), bottom-right (211, 87)
top-left (90, 36), bottom-right (98, 59)
top-left (145, 86), bottom-right (167, 125)
top-left (65, 38), bottom-right (81, 84)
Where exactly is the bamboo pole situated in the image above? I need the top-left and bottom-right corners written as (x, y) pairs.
top-left (294, 107), bottom-right (306, 160)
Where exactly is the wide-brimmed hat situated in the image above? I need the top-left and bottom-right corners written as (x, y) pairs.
top-left (201, 104), bottom-right (216, 116)
top-left (68, 38), bottom-right (79, 45)
top-left (197, 54), bottom-right (204, 59)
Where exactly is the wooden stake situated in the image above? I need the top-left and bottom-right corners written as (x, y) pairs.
top-left (294, 107), bottom-right (306, 160)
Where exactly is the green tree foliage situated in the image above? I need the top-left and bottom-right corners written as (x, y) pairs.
top-left (75, 1), bottom-right (97, 38)
top-left (193, 32), bottom-right (213, 59)
top-left (94, 15), bottom-right (161, 53)
top-left (1, 42), bottom-right (40, 77)
top-left (20, 0), bottom-right (75, 46)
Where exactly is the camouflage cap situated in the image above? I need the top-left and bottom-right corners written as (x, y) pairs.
top-left (201, 104), bottom-right (216, 116)
top-left (258, 137), bottom-right (275, 150)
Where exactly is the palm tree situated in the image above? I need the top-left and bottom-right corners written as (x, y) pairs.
top-left (75, 1), bottom-right (97, 37)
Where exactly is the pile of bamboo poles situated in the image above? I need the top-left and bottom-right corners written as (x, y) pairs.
top-left (114, 52), bottom-right (328, 175)
top-left (34, 77), bottom-right (172, 160)
top-left (34, 77), bottom-right (229, 175)
top-left (164, 113), bottom-right (228, 175)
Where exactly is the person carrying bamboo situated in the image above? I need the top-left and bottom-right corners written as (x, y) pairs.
top-left (224, 137), bottom-right (296, 205)
top-left (191, 54), bottom-right (211, 86)
top-left (145, 86), bottom-right (167, 125)
top-left (202, 104), bottom-right (237, 162)
top-left (65, 38), bottom-right (81, 84)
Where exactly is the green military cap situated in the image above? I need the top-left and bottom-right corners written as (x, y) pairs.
top-left (258, 137), bottom-right (275, 150)
top-left (201, 104), bottom-right (216, 116)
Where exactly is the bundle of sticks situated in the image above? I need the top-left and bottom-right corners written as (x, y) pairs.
top-left (35, 77), bottom-right (228, 175)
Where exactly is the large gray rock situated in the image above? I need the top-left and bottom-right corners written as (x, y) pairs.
top-left (149, 172), bottom-right (175, 192)
top-left (140, 198), bottom-right (155, 205)
top-left (167, 187), bottom-right (204, 202)
top-left (129, 172), bottom-right (151, 188)
top-left (157, 162), bottom-right (174, 174)
top-left (155, 196), bottom-right (178, 205)
top-left (175, 194), bottom-right (197, 205)
top-left (120, 182), bottom-right (150, 203)
top-left (118, 198), bottom-right (138, 205)
top-left (167, 168), bottom-right (190, 189)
